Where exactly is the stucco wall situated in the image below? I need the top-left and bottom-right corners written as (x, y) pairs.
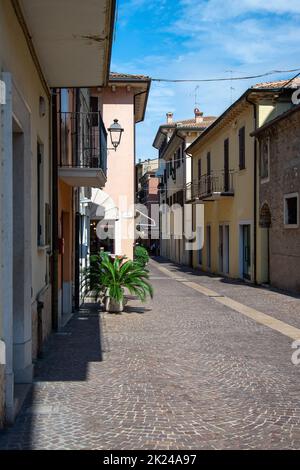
top-left (259, 110), bottom-right (300, 293)
top-left (191, 105), bottom-right (255, 279)
top-left (97, 87), bottom-right (136, 259)
top-left (190, 98), bottom-right (295, 282)
top-left (0, 1), bottom-right (51, 301)
top-left (0, 0), bottom-right (52, 419)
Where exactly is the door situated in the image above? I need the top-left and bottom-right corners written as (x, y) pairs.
top-left (242, 225), bottom-right (251, 279)
top-left (219, 225), bottom-right (223, 273)
top-left (206, 225), bottom-right (211, 269)
top-left (224, 225), bottom-right (229, 274)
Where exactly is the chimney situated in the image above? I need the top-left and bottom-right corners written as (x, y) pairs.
top-left (166, 112), bottom-right (173, 124)
top-left (194, 107), bottom-right (203, 124)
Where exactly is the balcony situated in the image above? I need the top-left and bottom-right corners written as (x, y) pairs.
top-left (186, 170), bottom-right (235, 202)
top-left (58, 112), bottom-right (107, 189)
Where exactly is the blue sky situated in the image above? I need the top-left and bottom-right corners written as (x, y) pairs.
top-left (111, 0), bottom-right (300, 160)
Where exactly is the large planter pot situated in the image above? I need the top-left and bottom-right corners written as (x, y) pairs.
top-left (105, 296), bottom-right (124, 313)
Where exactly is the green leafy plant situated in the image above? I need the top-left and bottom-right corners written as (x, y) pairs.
top-left (81, 251), bottom-right (153, 305)
top-left (134, 245), bottom-right (149, 267)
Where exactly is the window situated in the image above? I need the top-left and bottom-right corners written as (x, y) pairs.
top-left (224, 139), bottom-right (229, 192)
top-left (176, 148), bottom-right (181, 169)
top-left (260, 138), bottom-right (269, 181)
top-left (182, 142), bottom-right (185, 163)
top-left (90, 96), bottom-right (99, 126)
top-left (172, 154), bottom-right (176, 180)
top-left (207, 152), bottom-right (211, 175)
top-left (207, 151), bottom-right (211, 193)
top-left (239, 126), bottom-right (245, 170)
top-left (198, 159), bottom-right (201, 180)
top-left (284, 193), bottom-right (299, 228)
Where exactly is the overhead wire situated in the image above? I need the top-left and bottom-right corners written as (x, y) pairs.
top-left (151, 67), bottom-right (300, 83)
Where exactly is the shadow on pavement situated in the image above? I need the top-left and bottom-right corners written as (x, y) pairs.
top-left (34, 303), bottom-right (103, 382)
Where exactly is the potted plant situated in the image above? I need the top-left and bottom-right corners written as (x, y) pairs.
top-left (81, 251), bottom-right (153, 313)
top-left (134, 245), bottom-right (149, 267)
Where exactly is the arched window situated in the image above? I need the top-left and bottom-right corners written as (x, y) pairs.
top-left (259, 202), bottom-right (272, 228)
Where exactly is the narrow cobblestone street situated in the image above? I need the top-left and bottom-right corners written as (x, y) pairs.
top-left (1, 258), bottom-right (300, 450)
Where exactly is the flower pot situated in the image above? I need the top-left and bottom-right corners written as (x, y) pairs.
top-left (105, 296), bottom-right (124, 313)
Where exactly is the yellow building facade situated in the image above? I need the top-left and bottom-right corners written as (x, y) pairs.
top-left (188, 83), bottom-right (298, 284)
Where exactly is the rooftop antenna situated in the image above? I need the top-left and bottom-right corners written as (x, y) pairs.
top-left (194, 85), bottom-right (200, 108)
top-left (225, 70), bottom-right (235, 104)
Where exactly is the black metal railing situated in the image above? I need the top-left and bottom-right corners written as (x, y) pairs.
top-left (186, 170), bottom-right (235, 201)
top-left (58, 112), bottom-right (107, 175)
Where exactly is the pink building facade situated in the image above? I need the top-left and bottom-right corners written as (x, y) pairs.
top-left (89, 74), bottom-right (151, 260)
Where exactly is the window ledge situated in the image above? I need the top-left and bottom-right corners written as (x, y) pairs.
top-left (284, 224), bottom-right (299, 229)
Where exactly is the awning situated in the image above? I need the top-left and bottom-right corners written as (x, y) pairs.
top-left (16, 0), bottom-right (116, 87)
top-left (89, 189), bottom-right (119, 220)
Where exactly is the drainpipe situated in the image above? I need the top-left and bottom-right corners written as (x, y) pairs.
top-left (51, 90), bottom-right (59, 330)
top-left (246, 96), bottom-right (257, 284)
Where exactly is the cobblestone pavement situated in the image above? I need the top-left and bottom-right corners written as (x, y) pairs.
top-left (1, 258), bottom-right (300, 449)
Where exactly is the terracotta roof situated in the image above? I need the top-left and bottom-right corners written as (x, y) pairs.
top-left (173, 116), bottom-right (216, 128)
top-left (109, 72), bottom-right (150, 81)
top-left (252, 78), bottom-right (300, 89)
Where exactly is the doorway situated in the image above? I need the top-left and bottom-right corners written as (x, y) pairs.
top-left (219, 225), bottom-right (223, 273)
top-left (12, 117), bottom-right (32, 385)
top-left (242, 224), bottom-right (251, 280)
top-left (224, 225), bottom-right (229, 274)
top-left (61, 211), bottom-right (72, 316)
top-left (219, 224), bottom-right (229, 274)
top-left (206, 225), bottom-right (211, 270)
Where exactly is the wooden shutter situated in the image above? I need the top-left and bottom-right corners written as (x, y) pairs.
top-left (239, 126), bottom-right (245, 170)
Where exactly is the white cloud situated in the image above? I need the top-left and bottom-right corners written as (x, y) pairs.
top-left (180, 0), bottom-right (300, 20)
top-left (115, 0), bottom-right (300, 157)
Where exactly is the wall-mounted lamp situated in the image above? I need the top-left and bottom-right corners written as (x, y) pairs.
top-left (107, 119), bottom-right (124, 151)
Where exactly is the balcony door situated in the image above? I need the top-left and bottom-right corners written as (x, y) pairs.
top-left (224, 138), bottom-right (229, 192)
top-left (207, 152), bottom-right (211, 194)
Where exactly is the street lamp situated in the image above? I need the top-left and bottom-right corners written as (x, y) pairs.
top-left (107, 119), bottom-right (124, 151)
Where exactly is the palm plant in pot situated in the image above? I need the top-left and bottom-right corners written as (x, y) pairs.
top-left (81, 251), bottom-right (153, 313)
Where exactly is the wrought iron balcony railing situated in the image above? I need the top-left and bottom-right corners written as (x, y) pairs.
top-left (58, 112), bottom-right (107, 175)
top-left (186, 170), bottom-right (235, 201)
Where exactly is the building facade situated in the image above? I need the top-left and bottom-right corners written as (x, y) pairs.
top-left (187, 80), bottom-right (300, 284)
top-left (87, 73), bottom-right (151, 261)
top-left (0, 0), bottom-right (115, 426)
top-left (135, 158), bottom-right (159, 200)
top-left (153, 109), bottom-right (216, 265)
top-left (252, 104), bottom-right (300, 293)
top-left (135, 159), bottom-right (159, 249)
